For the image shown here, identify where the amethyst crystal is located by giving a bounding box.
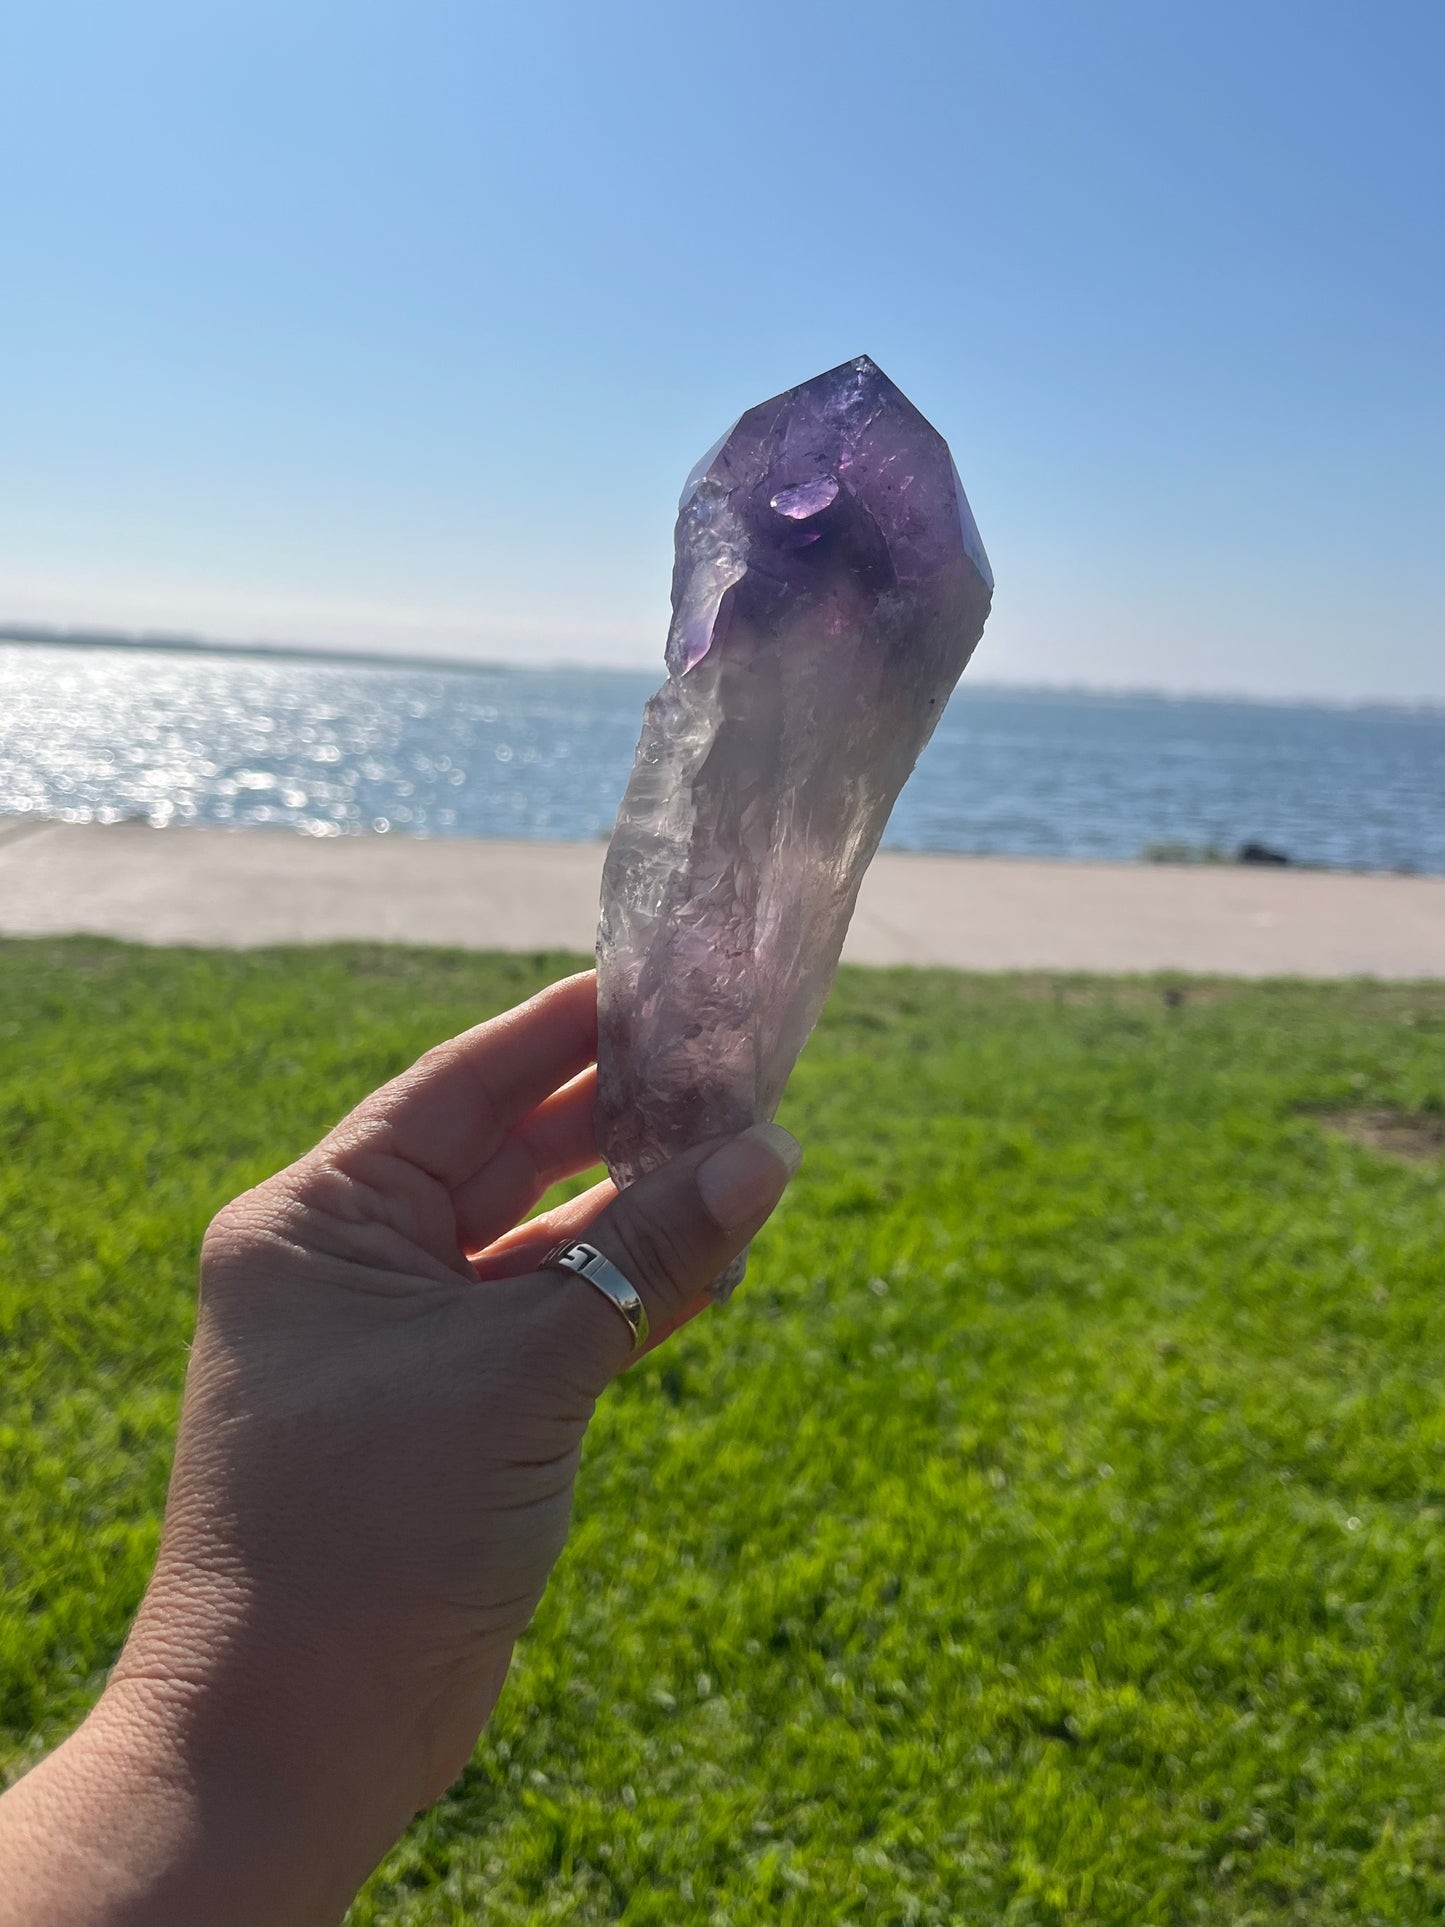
[596,356,993,1291]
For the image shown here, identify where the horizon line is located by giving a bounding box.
[2,621,1441,720]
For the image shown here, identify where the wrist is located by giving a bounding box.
[0,1669,403,1927]
[0,1570,446,1927]
[101,1582,436,1925]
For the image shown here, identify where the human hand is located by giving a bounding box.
[0,971,800,1927]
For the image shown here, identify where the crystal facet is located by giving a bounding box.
[596,356,993,1292]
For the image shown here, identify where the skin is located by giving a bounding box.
[0,971,800,1926]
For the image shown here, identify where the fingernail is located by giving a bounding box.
[697,1123,803,1232]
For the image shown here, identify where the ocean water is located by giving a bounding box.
[2,642,1442,873]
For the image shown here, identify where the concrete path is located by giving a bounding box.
[1,818,1442,977]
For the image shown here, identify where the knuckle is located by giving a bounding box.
[199,1177,294,1277]
[290,1154,369,1223]
[200,1192,257,1265]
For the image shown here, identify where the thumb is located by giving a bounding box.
[552,1122,802,1381]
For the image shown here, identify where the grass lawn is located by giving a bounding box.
[3,940,1445,1924]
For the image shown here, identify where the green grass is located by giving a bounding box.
[4,941,1445,1924]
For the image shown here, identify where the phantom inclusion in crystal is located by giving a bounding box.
[596,357,993,1290]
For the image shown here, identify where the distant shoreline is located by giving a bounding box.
[3,624,1440,720]
[0,623,519,679]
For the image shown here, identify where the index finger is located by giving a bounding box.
[326,970,599,1190]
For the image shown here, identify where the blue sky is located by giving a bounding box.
[2,0,1441,700]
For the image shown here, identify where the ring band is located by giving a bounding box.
[541,1239,650,1352]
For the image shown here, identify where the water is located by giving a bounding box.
[3,642,1442,873]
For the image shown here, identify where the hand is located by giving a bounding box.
[0,971,800,1927]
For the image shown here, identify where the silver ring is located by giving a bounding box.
[541,1239,649,1353]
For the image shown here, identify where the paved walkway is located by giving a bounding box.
[1,818,1442,977]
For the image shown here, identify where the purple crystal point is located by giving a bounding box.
[597,356,993,1293]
